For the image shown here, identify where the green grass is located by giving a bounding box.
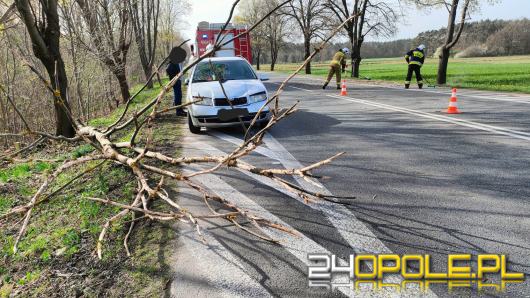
[0,79,182,297]
[89,78,171,128]
[269,55,530,93]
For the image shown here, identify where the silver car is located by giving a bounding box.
[185,57,270,133]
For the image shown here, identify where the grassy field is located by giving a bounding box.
[268,55,530,93]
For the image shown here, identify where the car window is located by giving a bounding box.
[193,60,257,82]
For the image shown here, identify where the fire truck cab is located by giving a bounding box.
[194,21,252,62]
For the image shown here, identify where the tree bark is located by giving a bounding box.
[437,0,469,85]
[15,0,75,137]
[270,41,278,71]
[304,36,311,74]
[256,49,261,70]
[115,68,131,105]
[351,42,362,78]
[437,48,450,85]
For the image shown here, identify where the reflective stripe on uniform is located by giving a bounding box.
[409,61,423,66]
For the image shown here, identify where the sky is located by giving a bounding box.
[182,0,530,42]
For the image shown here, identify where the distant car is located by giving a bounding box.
[185,57,270,133]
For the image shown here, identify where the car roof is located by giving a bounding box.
[198,57,247,62]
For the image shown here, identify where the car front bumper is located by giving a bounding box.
[188,102,270,128]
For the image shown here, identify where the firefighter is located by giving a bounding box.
[405,44,426,89]
[322,48,350,90]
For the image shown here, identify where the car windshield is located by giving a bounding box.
[192,60,257,82]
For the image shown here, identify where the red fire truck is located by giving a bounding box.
[194,21,252,63]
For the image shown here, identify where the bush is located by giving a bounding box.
[455,45,490,58]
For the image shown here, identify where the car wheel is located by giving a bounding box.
[188,113,201,134]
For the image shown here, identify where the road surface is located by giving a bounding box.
[169,73,530,297]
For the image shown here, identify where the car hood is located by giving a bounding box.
[190,80,266,99]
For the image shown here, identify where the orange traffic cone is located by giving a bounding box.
[340,80,347,96]
[446,88,461,114]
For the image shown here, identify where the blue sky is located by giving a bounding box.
[183,0,530,41]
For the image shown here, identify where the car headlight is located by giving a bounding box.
[193,96,213,106]
[248,92,267,104]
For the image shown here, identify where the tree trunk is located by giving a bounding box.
[351,43,362,78]
[437,48,450,85]
[114,68,131,104]
[352,57,361,78]
[15,0,75,137]
[270,44,277,71]
[438,0,458,85]
[304,37,311,74]
[45,59,76,137]
[256,50,261,71]
[144,64,154,89]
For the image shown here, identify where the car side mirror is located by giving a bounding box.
[259,73,269,81]
[184,78,190,85]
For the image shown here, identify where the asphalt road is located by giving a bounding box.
[169,73,530,298]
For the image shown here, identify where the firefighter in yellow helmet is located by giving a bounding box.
[322,48,350,90]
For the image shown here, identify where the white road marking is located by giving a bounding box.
[290,85,312,92]
[171,223,272,298]
[208,131,436,295]
[185,165,358,297]
[279,75,530,104]
[187,140,436,297]
[327,94,530,142]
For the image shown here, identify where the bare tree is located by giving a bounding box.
[237,0,268,70]
[158,0,189,58]
[264,0,290,71]
[284,0,328,74]
[73,0,132,104]
[127,0,160,89]
[325,0,399,78]
[14,0,75,137]
[410,0,497,84]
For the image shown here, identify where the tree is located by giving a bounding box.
[436,0,470,85]
[237,0,268,70]
[14,0,75,137]
[325,0,399,77]
[158,0,190,58]
[73,0,132,104]
[284,0,328,74]
[409,0,494,84]
[127,0,160,89]
[264,0,290,71]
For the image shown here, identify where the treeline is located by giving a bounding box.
[422,18,530,58]
[258,39,413,64]
[256,18,530,65]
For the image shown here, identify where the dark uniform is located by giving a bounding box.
[166,62,185,116]
[405,47,425,89]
